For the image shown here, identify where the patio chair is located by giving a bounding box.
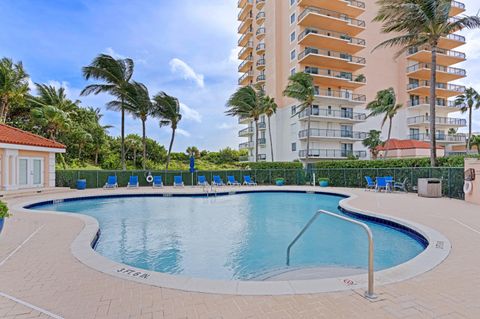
[375,177,389,192]
[173,176,184,187]
[394,178,408,192]
[127,176,139,188]
[152,176,163,188]
[104,176,118,189]
[364,176,375,191]
[243,175,257,186]
[197,175,209,186]
[227,176,241,186]
[212,175,225,186]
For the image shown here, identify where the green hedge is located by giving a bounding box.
[245,162,304,169]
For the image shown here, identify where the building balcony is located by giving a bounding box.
[238,116,251,124]
[407,81,465,98]
[256,58,266,70]
[239,155,254,162]
[256,0,265,9]
[298,28,365,54]
[258,122,266,130]
[238,127,254,137]
[258,154,267,161]
[256,26,266,40]
[407,46,466,66]
[238,71,253,86]
[238,16,253,34]
[238,30,253,47]
[238,56,253,72]
[439,33,466,50]
[256,42,266,55]
[298,7,365,36]
[407,115,467,127]
[409,133,467,144]
[298,129,367,141]
[257,138,267,146]
[407,98,465,112]
[256,74,266,84]
[239,141,254,150]
[299,107,366,122]
[299,149,367,159]
[297,0,365,17]
[298,47,365,72]
[238,41,253,60]
[313,88,366,105]
[407,63,466,82]
[305,67,366,89]
[256,11,265,25]
[450,1,466,16]
[238,0,253,9]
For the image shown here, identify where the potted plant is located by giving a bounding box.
[0,200,11,234]
[275,178,285,186]
[318,178,330,187]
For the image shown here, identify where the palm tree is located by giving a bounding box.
[152,92,182,170]
[0,58,29,122]
[81,54,134,171]
[226,86,265,162]
[363,130,383,160]
[262,96,277,161]
[283,72,315,162]
[109,82,154,170]
[455,87,480,149]
[374,0,480,166]
[366,88,402,159]
[469,135,480,154]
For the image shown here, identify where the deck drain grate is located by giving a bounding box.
[435,241,444,249]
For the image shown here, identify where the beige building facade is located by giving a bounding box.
[237,0,467,162]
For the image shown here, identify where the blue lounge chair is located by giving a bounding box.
[243,175,257,186]
[212,175,225,186]
[198,175,209,186]
[364,176,375,191]
[153,176,163,188]
[104,176,118,189]
[375,177,389,192]
[127,176,139,188]
[174,176,184,187]
[227,176,240,186]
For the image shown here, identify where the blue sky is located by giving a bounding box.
[0,0,479,152]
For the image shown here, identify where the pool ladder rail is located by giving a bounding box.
[286,210,377,300]
[202,184,217,197]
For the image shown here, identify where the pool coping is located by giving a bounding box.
[14,187,451,296]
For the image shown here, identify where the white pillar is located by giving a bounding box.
[4,149,19,190]
[48,153,56,188]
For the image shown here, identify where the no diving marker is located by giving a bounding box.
[343,279,356,286]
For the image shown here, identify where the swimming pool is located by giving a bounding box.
[32,192,427,281]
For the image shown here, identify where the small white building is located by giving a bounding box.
[0,124,66,190]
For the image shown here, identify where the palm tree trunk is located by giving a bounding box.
[133,149,137,167]
[0,96,7,123]
[468,107,473,150]
[429,46,438,167]
[306,105,312,162]
[166,128,176,170]
[121,97,126,171]
[268,115,274,161]
[95,149,99,166]
[142,119,147,170]
[254,119,259,162]
[384,117,393,159]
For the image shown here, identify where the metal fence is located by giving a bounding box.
[56,167,465,200]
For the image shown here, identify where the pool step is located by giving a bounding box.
[0,187,74,200]
[253,266,366,281]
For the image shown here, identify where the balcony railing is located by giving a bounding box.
[257,74,266,82]
[451,1,465,10]
[238,41,253,58]
[256,11,265,21]
[238,56,253,71]
[238,71,253,85]
[313,88,366,102]
[407,98,465,109]
[238,32,252,46]
[256,27,266,37]
[258,154,267,161]
[299,47,366,64]
[407,115,466,126]
[238,127,254,136]
[299,108,366,120]
[407,63,466,77]
[305,67,366,83]
[299,7,366,28]
[256,42,266,52]
[239,141,254,149]
[298,129,367,139]
[257,138,266,145]
[407,81,465,93]
[258,122,266,129]
[256,58,266,68]
[445,33,466,42]
[407,46,466,59]
[409,133,467,143]
[238,16,253,33]
[298,27,366,46]
[299,149,367,159]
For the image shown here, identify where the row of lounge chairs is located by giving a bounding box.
[364,176,408,193]
[103,175,258,189]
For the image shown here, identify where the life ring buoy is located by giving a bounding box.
[146,175,153,183]
[464,181,473,195]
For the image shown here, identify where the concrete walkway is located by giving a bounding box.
[0,187,479,318]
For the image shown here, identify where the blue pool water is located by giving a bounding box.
[33,192,426,280]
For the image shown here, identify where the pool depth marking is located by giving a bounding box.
[0,225,45,267]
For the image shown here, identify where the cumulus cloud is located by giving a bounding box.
[180,103,202,123]
[218,122,235,130]
[169,58,205,88]
[105,47,126,59]
[176,128,191,137]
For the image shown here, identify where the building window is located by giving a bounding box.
[290,13,296,24]
[290,49,296,60]
[290,68,296,76]
[290,0,296,6]
[291,143,297,152]
[290,31,296,43]
[291,105,297,115]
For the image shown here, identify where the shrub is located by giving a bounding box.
[246,162,304,170]
[0,201,10,219]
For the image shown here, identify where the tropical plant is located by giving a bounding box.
[363,130,383,160]
[70,127,93,160]
[0,58,29,123]
[152,92,182,170]
[366,88,402,159]
[262,95,277,161]
[374,0,480,166]
[226,86,265,162]
[0,200,10,219]
[125,135,143,167]
[81,54,134,170]
[470,135,480,154]
[283,72,316,161]
[186,146,200,158]
[455,87,480,149]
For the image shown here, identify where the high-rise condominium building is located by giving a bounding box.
[237,0,467,163]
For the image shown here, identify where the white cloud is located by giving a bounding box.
[218,122,235,130]
[229,47,240,64]
[180,103,202,123]
[176,128,191,137]
[104,47,127,59]
[169,58,205,88]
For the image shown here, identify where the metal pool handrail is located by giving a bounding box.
[286,209,376,299]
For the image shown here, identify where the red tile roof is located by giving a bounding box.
[377,139,444,151]
[0,124,66,149]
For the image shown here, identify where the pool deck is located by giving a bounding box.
[1,186,479,318]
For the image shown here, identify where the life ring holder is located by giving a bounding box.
[146,172,153,183]
[464,181,473,195]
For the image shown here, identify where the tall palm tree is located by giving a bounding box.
[469,135,480,154]
[455,87,480,149]
[109,82,154,170]
[152,92,182,170]
[366,88,402,159]
[226,86,265,162]
[363,130,383,160]
[283,72,315,162]
[81,54,134,171]
[374,0,480,166]
[0,58,29,123]
[262,96,277,162]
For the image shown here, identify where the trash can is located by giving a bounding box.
[76,179,87,190]
[417,178,442,198]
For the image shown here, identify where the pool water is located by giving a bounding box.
[34,192,426,280]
